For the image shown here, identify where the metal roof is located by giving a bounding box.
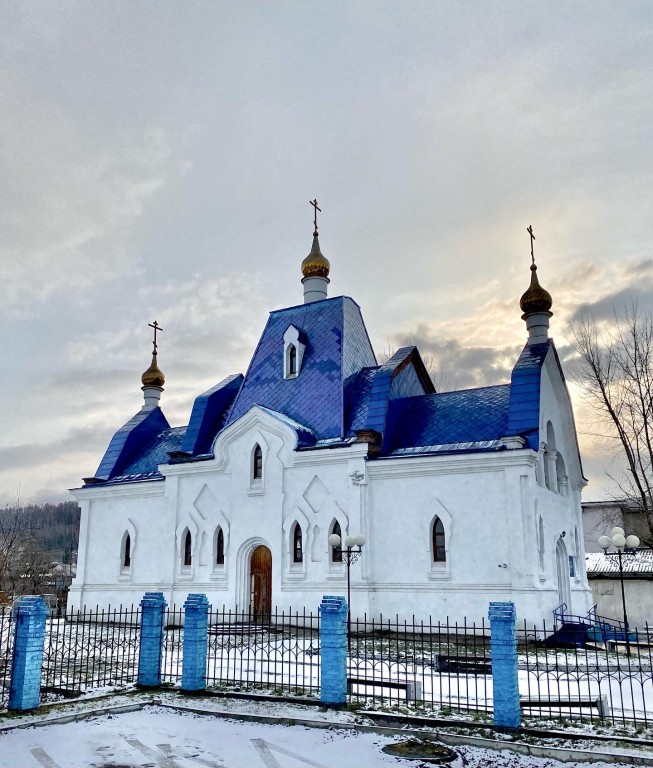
[585,550,653,575]
[382,384,511,455]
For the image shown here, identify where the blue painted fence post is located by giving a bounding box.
[181,593,209,692]
[8,596,49,711]
[138,592,167,688]
[319,595,348,706]
[489,601,521,729]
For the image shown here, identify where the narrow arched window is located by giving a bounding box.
[432,517,446,563]
[184,530,192,566]
[123,533,131,568]
[216,528,225,565]
[293,523,303,563]
[331,520,342,563]
[288,344,297,376]
[253,444,263,480]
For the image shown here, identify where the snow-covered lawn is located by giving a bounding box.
[0,704,646,768]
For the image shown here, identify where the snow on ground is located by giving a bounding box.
[0,705,644,768]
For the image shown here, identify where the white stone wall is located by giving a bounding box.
[589,577,653,629]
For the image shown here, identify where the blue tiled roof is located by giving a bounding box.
[226,296,377,439]
[106,426,186,484]
[94,407,170,481]
[382,384,511,454]
[506,340,550,451]
[181,374,243,456]
[257,407,317,448]
[345,347,434,437]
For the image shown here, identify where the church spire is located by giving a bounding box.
[301,199,330,303]
[519,226,553,345]
[141,320,165,410]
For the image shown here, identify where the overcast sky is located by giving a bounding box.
[1,1,652,506]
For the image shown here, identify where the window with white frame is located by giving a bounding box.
[252,443,263,481]
[292,522,303,563]
[431,516,446,563]
[121,531,131,571]
[183,529,192,567]
[216,527,225,566]
[330,520,342,563]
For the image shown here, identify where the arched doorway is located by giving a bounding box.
[555,537,571,611]
[250,545,272,619]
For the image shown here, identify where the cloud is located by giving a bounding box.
[0,73,179,316]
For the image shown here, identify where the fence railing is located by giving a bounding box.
[5,596,653,729]
[41,604,141,698]
[0,607,14,709]
[204,607,320,697]
[348,615,492,716]
[519,620,653,726]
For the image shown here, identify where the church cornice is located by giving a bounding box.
[366,449,538,479]
[71,482,165,501]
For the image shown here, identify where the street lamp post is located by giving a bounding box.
[328,532,366,650]
[598,527,640,657]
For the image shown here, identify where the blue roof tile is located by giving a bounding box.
[226,296,376,439]
[345,347,433,436]
[94,407,170,481]
[115,426,186,480]
[181,374,243,456]
[506,340,550,450]
[382,384,511,454]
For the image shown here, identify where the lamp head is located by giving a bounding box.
[598,535,611,551]
[611,533,626,549]
[626,534,640,549]
[328,533,341,548]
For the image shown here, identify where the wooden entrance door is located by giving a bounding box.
[250,545,272,619]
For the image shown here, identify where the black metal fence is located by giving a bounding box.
[41,604,141,699]
[0,607,14,708]
[4,600,653,728]
[519,620,653,726]
[347,615,493,716]
[162,606,184,684]
[204,607,320,697]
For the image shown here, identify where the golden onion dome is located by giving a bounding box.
[301,234,330,279]
[141,353,165,388]
[520,264,552,316]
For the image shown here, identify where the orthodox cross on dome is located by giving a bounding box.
[527,225,536,265]
[148,320,163,354]
[309,198,321,236]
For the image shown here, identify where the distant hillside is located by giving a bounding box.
[0,501,80,561]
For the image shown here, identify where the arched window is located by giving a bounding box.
[216,528,225,566]
[288,344,297,376]
[183,530,192,566]
[253,444,263,480]
[293,522,303,563]
[123,533,131,568]
[330,520,342,563]
[432,517,446,562]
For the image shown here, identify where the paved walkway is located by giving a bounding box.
[0,706,643,768]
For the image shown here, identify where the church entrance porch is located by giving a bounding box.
[250,545,272,619]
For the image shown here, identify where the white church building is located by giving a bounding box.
[69,224,591,623]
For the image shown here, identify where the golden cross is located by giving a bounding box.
[148,320,163,354]
[527,225,536,265]
[309,198,321,235]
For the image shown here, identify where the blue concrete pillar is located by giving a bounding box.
[138,592,167,688]
[489,601,521,729]
[319,595,348,706]
[9,596,49,711]
[181,593,210,692]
